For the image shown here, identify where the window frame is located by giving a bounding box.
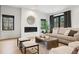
[2,14,14,31]
[54,15,64,28]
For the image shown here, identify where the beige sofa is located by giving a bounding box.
[47,28,79,44]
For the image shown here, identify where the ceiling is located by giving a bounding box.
[10,5,75,14]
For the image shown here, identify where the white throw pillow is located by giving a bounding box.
[53,28,59,34]
[64,30,70,36]
[58,28,67,35]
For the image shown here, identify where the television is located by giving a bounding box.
[24,27,37,32]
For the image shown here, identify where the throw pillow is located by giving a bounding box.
[53,28,59,34]
[64,30,70,36]
[58,28,67,35]
[68,30,78,37]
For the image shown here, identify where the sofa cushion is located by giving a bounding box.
[58,28,67,35]
[68,30,78,37]
[50,33,76,41]
[59,39,71,44]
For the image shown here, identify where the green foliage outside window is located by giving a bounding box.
[41,19,48,33]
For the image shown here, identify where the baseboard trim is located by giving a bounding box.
[0,37,20,41]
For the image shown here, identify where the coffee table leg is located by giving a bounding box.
[24,47,26,54]
[37,45,39,54]
[17,38,18,47]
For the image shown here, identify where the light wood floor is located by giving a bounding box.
[0,39,66,54]
[0,39,21,54]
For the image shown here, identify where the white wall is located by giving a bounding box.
[0,6,1,36]
[71,7,79,28]
[0,6,49,39]
[21,8,49,37]
[2,5,79,39]
[0,6,21,39]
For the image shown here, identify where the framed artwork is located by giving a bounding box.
[2,15,14,31]
[27,16,35,25]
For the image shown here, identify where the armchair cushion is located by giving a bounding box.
[68,41,79,48]
[49,46,74,54]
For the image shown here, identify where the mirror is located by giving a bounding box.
[27,16,35,25]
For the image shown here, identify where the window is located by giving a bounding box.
[41,19,48,33]
[54,15,64,28]
[60,16,64,27]
[54,17,59,27]
[41,19,46,29]
[2,15,14,30]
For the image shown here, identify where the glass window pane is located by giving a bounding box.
[54,18,56,27]
[60,16,64,27]
[56,17,59,27]
[2,15,14,30]
[54,17,59,27]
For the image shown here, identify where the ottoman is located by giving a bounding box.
[22,41,39,54]
[49,46,74,54]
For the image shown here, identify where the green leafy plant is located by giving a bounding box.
[44,21,48,33]
[41,19,48,33]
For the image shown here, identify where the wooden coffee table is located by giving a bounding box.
[35,37,58,49]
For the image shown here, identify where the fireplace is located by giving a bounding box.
[24,27,37,32]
